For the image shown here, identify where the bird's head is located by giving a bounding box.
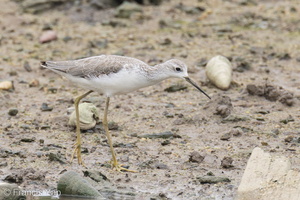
[163,59,211,99]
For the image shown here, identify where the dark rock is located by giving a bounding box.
[40,124,51,130]
[8,108,18,116]
[278,91,294,106]
[164,84,187,93]
[23,61,32,72]
[47,87,58,93]
[21,0,66,14]
[284,136,294,143]
[4,173,23,183]
[57,171,102,198]
[280,115,294,124]
[41,103,53,111]
[48,152,67,164]
[161,140,171,146]
[189,151,204,163]
[235,58,251,72]
[246,84,265,96]
[194,176,231,184]
[246,84,294,106]
[221,114,250,123]
[83,170,109,182]
[20,137,35,143]
[159,38,172,45]
[108,121,119,130]
[9,71,17,76]
[220,132,231,141]
[277,53,291,60]
[163,111,174,118]
[221,157,234,168]
[138,131,175,139]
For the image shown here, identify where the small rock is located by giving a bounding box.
[47,87,58,93]
[108,121,119,130]
[222,114,250,123]
[221,157,234,168]
[280,115,294,124]
[220,132,231,141]
[159,19,182,29]
[83,170,109,182]
[8,108,18,116]
[231,128,243,137]
[39,30,57,43]
[163,111,174,118]
[22,0,66,13]
[57,171,102,197]
[284,136,294,143]
[115,1,143,19]
[0,162,8,167]
[48,152,67,164]
[89,39,108,49]
[20,137,35,143]
[161,140,171,146]
[4,173,23,183]
[40,124,51,130]
[194,176,231,184]
[159,38,172,45]
[0,81,14,91]
[235,59,251,72]
[23,61,32,72]
[41,103,53,111]
[9,71,17,76]
[155,163,169,169]
[189,151,205,163]
[138,131,175,139]
[246,84,265,96]
[29,79,40,87]
[164,84,187,92]
[175,3,206,15]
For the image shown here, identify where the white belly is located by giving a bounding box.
[66,68,154,97]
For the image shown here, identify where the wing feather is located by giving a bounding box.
[42,55,148,78]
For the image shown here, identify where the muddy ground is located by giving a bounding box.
[0,0,300,199]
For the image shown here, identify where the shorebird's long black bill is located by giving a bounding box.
[185,77,211,99]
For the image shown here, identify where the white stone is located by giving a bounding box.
[237,147,300,200]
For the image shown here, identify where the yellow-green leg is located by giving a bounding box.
[103,97,136,172]
[70,90,93,165]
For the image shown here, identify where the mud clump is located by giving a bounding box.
[246,84,294,106]
[204,94,233,118]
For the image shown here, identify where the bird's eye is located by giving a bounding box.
[175,67,182,72]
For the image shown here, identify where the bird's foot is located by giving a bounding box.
[110,160,136,173]
[70,141,86,167]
